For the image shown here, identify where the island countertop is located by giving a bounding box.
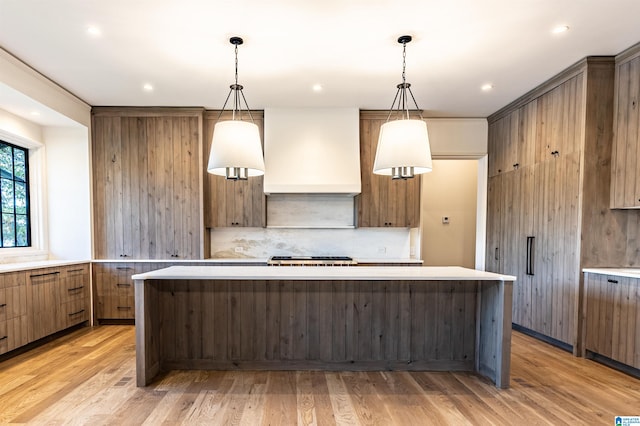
[132,265,516,282]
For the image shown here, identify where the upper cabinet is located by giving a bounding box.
[92,108,203,260]
[202,111,266,228]
[356,111,420,228]
[611,45,640,209]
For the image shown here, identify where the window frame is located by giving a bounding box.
[1,139,31,248]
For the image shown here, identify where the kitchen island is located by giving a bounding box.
[133,266,515,388]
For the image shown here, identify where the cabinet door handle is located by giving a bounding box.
[67,286,84,292]
[68,309,85,316]
[526,236,535,276]
[66,268,85,273]
[0,336,7,341]
[30,271,60,278]
[607,279,619,284]
[117,306,132,310]
[0,303,6,308]
[116,283,131,288]
[495,247,499,261]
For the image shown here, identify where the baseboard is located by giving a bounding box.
[512,323,573,353]
[586,351,640,379]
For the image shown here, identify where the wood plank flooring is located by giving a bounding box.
[0,325,638,425]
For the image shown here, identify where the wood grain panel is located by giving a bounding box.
[357,111,421,228]
[135,277,511,388]
[91,108,203,260]
[202,110,266,229]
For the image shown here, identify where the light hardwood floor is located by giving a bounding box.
[0,325,638,425]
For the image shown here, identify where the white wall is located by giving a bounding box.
[44,127,91,260]
[420,160,478,268]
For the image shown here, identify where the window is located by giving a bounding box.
[0,140,30,247]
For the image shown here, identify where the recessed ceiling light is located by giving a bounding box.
[87,25,101,37]
[552,25,570,34]
[143,83,154,92]
[30,111,40,116]
[481,83,494,92]
[312,84,323,92]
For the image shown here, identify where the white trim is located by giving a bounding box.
[475,155,488,270]
[0,129,48,262]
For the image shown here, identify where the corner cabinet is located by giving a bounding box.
[91,108,203,260]
[356,111,420,228]
[611,44,640,209]
[486,58,623,351]
[202,111,266,228]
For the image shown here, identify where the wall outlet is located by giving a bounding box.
[442,216,450,224]
[234,246,244,253]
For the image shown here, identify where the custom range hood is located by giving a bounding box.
[263,108,361,195]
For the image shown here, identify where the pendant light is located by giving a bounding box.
[207,36,265,180]
[373,35,432,180]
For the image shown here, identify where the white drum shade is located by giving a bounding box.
[207,120,265,177]
[373,119,433,175]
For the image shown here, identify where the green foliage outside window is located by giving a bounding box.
[0,140,30,248]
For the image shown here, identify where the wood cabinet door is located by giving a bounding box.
[92,109,203,259]
[27,268,61,341]
[357,112,421,228]
[535,74,584,163]
[611,55,640,208]
[203,111,266,228]
[92,115,127,259]
[485,174,505,274]
[610,276,640,368]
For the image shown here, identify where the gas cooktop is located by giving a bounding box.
[267,256,357,266]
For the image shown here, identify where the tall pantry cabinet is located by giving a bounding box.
[486,57,628,352]
[91,108,203,260]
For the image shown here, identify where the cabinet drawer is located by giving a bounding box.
[61,264,90,303]
[63,298,90,327]
[0,316,28,355]
[0,320,6,354]
[0,282,28,322]
[0,271,26,290]
[97,295,135,319]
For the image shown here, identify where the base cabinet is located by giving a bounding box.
[0,272,28,355]
[1,264,89,357]
[585,272,640,369]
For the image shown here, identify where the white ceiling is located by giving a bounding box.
[2,0,640,127]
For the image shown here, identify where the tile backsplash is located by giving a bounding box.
[209,227,416,259]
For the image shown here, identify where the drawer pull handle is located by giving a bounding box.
[116,267,133,271]
[0,303,6,308]
[30,271,60,278]
[67,268,85,273]
[117,306,132,310]
[0,336,7,341]
[67,286,84,292]
[117,283,131,288]
[68,309,85,316]
[607,279,619,284]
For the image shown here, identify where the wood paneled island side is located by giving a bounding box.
[133,266,515,388]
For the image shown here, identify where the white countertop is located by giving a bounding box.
[132,265,515,281]
[0,260,89,273]
[92,258,269,264]
[582,268,640,279]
